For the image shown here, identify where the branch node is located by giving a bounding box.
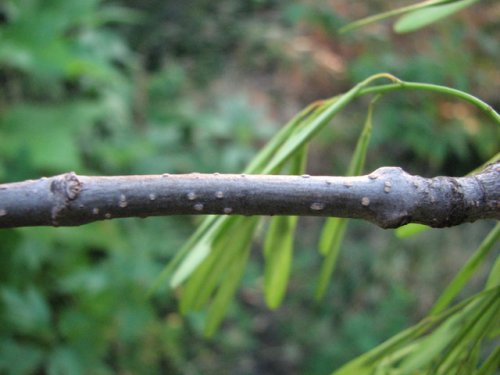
[49,172,83,226]
[378,211,411,229]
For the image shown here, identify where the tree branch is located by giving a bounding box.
[0,163,498,229]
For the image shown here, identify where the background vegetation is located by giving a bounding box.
[0,1,498,374]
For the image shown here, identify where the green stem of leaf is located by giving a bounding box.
[357,82,500,125]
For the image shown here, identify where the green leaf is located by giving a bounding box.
[315,219,348,299]
[332,287,499,374]
[340,0,451,33]
[344,96,377,178]
[244,100,329,173]
[485,255,500,290]
[434,293,499,373]
[203,253,248,337]
[263,146,307,309]
[169,214,245,288]
[400,289,498,374]
[151,216,221,291]
[170,236,213,288]
[430,223,500,315]
[394,0,478,33]
[399,318,457,373]
[154,73,397,295]
[263,216,297,309]
[203,218,258,336]
[477,347,500,375]
[315,96,376,299]
[156,100,326,291]
[179,217,255,313]
[262,76,381,174]
[332,319,429,374]
[395,223,430,238]
[179,241,228,314]
[169,73,393,327]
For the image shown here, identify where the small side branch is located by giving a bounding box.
[0,163,498,229]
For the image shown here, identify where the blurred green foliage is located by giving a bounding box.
[0,0,498,374]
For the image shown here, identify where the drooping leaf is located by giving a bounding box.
[164,75,393,331]
[170,234,213,288]
[244,100,329,173]
[430,223,500,315]
[315,95,376,299]
[203,255,248,337]
[332,287,500,374]
[485,254,500,290]
[179,233,234,314]
[315,220,348,300]
[400,290,498,373]
[395,223,430,238]
[339,0,452,33]
[262,76,390,174]
[151,216,220,291]
[477,347,500,375]
[263,216,297,309]
[179,217,255,313]
[203,218,258,336]
[155,100,327,291]
[435,294,499,374]
[159,74,396,295]
[263,147,307,309]
[394,0,478,33]
[332,312,435,374]
[171,215,248,288]
[174,75,396,320]
[345,96,377,177]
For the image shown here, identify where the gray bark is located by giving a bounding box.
[0,163,498,229]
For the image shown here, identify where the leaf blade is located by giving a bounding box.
[430,223,500,315]
[263,216,298,309]
[340,0,451,33]
[316,96,376,299]
[395,223,430,238]
[394,0,478,33]
[203,218,259,336]
[263,146,307,309]
[180,217,255,313]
